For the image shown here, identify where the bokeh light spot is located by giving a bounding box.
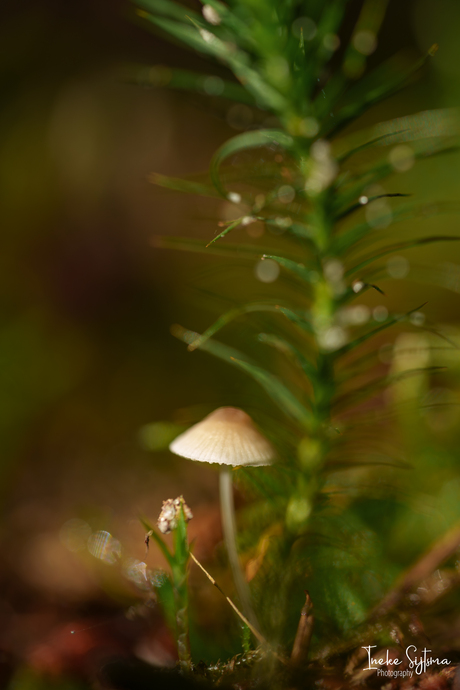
[353,30,377,55]
[291,17,317,41]
[60,518,92,553]
[88,531,122,564]
[255,258,279,283]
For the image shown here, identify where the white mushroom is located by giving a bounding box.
[169,407,275,628]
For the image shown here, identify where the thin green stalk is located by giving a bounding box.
[143,504,192,670]
[172,503,192,670]
[173,571,191,670]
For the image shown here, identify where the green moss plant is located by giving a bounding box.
[142,496,192,670]
[134,0,460,669]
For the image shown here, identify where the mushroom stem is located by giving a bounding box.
[219,467,259,631]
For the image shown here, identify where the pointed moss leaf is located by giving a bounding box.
[301,0,348,99]
[210,130,294,197]
[335,366,445,413]
[187,302,289,351]
[187,302,312,351]
[346,235,460,277]
[334,139,460,214]
[276,306,313,334]
[286,223,316,242]
[198,0,228,17]
[402,264,460,297]
[318,0,349,38]
[138,12,227,58]
[299,27,305,56]
[226,65,289,114]
[336,132,405,164]
[229,357,311,426]
[355,263,460,306]
[153,235,289,261]
[334,302,428,358]
[123,63,256,104]
[139,11,289,113]
[238,467,283,503]
[326,456,413,471]
[133,61,257,105]
[171,324,254,364]
[372,106,460,146]
[315,5,393,122]
[325,46,439,139]
[150,164,290,199]
[171,325,311,424]
[207,217,244,246]
[137,0,201,23]
[262,255,316,283]
[336,107,460,162]
[338,281,385,307]
[337,193,411,222]
[333,200,460,255]
[150,172,221,198]
[368,283,385,295]
[198,0,252,40]
[258,333,316,381]
[262,218,316,244]
[420,326,459,350]
[331,222,379,257]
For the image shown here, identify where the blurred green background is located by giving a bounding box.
[1,0,460,685]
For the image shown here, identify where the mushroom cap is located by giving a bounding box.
[169,407,275,466]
